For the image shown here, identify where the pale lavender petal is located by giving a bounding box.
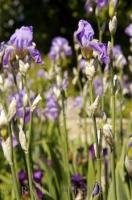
[9,26,33,49]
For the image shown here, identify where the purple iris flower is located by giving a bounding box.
[71,174,87,197]
[97,0,108,8]
[44,91,60,121]
[93,76,103,96]
[18,170,27,185]
[125,24,132,37]
[89,144,96,159]
[74,20,109,64]
[74,20,94,47]
[48,36,72,62]
[3,26,42,67]
[10,90,35,123]
[33,169,43,183]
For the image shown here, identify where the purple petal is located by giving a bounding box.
[9,26,33,49]
[3,45,15,66]
[90,41,109,64]
[28,46,42,63]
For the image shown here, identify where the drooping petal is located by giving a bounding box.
[90,41,109,64]
[3,45,15,67]
[28,46,42,63]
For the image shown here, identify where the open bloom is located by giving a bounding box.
[2,26,42,67]
[44,89,60,121]
[48,36,72,62]
[71,174,87,198]
[74,20,109,64]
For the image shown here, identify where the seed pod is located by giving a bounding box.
[87,96,100,116]
[31,94,42,111]
[1,137,12,164]
[0,110,8,128]
[103,124,114,147]
[8,98,17,121]
[19,125,28,152]
[109,16,117,35]
[19,60,30,75]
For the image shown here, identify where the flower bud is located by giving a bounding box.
[125,156,132,177]
[1,137,12,164]
[125,137,132,177]
[0,110,8,128]
[8,98,17,121]
[31,94,42,111]
[92,182,102,199]
[23,93,28,107]
[109,16,117,35]
[19,60,30,76]
[56,74,62,87]
[87,96,100,116]
[103,124,114,147]
[19,125,28,152]
[109,0,118,17]
[85,60,96,80]
[53,86,60,99]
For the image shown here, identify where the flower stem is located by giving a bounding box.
[8,123,20,200]
[24,76,35,199]
[25,152,34,200]
[10,163,21,200]
[61,93,71,199]
[110,34,117,200]
[89,80,101,184]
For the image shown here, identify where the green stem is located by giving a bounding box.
[23,76,35,199]
[10,163,20,200]
[130,179,132,200]
[110,34,117,200]
[8,123,20,200]
[89,80,101,184]
[61,94,71,199]
[25,152,34,200]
